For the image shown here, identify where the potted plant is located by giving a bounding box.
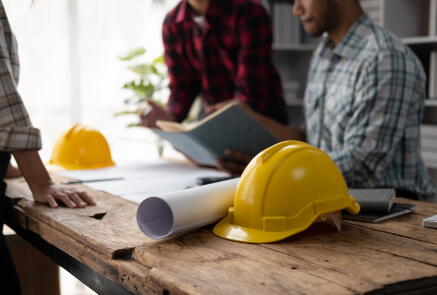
[116,47,168,121]
[116,47,168,156]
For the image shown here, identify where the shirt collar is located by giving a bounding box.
[315,13,371,59]
[176,0,191,23]
[176,0,222,23]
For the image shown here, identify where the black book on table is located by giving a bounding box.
[348,188,396,213]
[343,188,415,223]
[343,203,416,223]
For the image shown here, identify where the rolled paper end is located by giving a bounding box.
[136,178,239,240]
[137,197,174,239]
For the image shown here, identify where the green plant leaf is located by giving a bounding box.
[123,96,142,105]
[127,122,144,128]
[119,47,146,61]
[114,110,139,117]
[123,80,156,100]
[153,54,165,64]
[128,64,156,76]
[118,48,168,128]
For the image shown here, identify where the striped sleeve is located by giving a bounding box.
[0,3,41,151]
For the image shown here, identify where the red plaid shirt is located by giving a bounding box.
[163,0,284,122]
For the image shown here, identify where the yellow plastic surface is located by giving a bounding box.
[213,141,360,243]
[48,123,115,170]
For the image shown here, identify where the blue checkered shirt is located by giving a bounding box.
[304,14,437,198]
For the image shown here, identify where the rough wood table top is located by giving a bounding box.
[5,175,437,294]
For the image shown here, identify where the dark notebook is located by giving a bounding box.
[343,203,416,223]
[152,102,280,167]
[348,188,396,213]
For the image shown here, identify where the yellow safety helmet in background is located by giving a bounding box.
[213,141,360,243]
[48,123,115,170]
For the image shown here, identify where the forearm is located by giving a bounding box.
[326,143,395,188]
[12,149,95,208]
[12,150,52,192]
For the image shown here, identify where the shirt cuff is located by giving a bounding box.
[0,126,42,151]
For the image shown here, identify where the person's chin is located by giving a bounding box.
[301,23,323,38]
[304,27,324,37]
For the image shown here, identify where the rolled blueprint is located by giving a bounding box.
[136,178,239,239]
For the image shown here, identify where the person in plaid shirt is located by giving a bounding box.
[0,2,96,293]
[139,0,288,129]
[218,0,437,199]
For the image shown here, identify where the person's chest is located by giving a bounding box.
[304,55,362,147]
[175,18,240,68]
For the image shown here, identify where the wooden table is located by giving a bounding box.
[5,175,437,295]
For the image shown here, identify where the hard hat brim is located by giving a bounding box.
[213,214,307,243]
[48,161,115,171]
[213,198,360,244]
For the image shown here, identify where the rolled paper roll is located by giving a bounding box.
[137,178,239,239]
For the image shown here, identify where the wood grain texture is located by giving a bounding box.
[344,197,437,245]
[5,176,437,294]
[134,226,379,294]
[6,175,151,258]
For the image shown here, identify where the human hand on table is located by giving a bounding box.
[31,181,96,209]
[216,149,253,176]
[12,150,96,209]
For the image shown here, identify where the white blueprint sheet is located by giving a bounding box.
[56,159,230,203]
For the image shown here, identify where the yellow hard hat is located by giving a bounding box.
[48,123,115,170]
[213,141,360,243]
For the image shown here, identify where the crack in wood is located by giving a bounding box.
[90,212,107,220]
